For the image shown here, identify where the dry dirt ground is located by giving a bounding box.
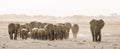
[0,16,120,49]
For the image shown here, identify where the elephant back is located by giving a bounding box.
[39,23,47,28]
[30,21,39,28]
[90,19,98,26]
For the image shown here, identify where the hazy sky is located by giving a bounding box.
[0,0,120,17]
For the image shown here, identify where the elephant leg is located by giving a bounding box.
[67,32,69,39]
[49,31,54,40]
[92,33,94,42]
[14,32,18,40]
[30,33,33,39]
[94,32,98,42]
[56,33,59,40]
[47,33,51,40]
[63,32,66,39]
[73,33,77,39]
[66,30,70,39]
[45,35,47,40]
[42,33,44,40]
[90,27,95,42]
[95,35,97,42]
[36,33,38,40]
[25,33,28,40]
[39,33,41,40]
[61,32,64,40]
[35,32,37,39]
[20,32,22,38]
[31,33,34,39]
[98,34,101,42]
[23,34,25,39]
[65,32,68,39]
[96,31,100,42]
[21,33,24,39]
[37,33,40,40]
[75,33,77,39]
[59,31,62,40]
[98,31,101,42]
[32,32,35,39]
[42,34,44,40]
[51,33,54,40]
[91,31,95,42]
[14,30,18,40]
[65,32,67,39]
[55,33,58,40]
[9,32,13,40]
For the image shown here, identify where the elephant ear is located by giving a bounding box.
[90,19,94,25]
[99,19,105,29]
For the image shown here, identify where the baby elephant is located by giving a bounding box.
[21,28,28,39]
[90,19,105,42]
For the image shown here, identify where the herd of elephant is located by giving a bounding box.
[8,21,79,41]
[8,19,105,42]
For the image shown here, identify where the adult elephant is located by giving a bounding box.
[64,22,72,39]
[8,23,20,40]
[90,19,105,42]
[56,23,63,40]
[44,23,54,40]
[53,25,57,40]
[61,24,67,39]
[71,24,79,39]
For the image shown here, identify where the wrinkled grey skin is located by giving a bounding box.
[8,23,20,40]
[90,19,105,42]
[72,24,79,39]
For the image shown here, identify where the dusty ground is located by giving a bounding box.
[0,15,120,49]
